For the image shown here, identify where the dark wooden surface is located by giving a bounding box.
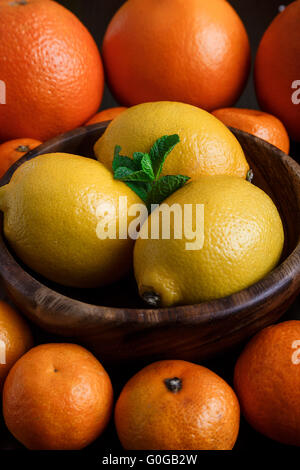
[0,0,299,452]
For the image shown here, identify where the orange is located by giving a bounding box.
[3,343,113,450]
[0,138,42,178]
[255,1,300,141]
[234,321,300,446]
[0,301,33,391]
[85,107,127,125]
[102,0,250,110]
[212,108,290,154]
[0,0,104,141]
[115,360,240,450]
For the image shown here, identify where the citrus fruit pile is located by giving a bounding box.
[0,0,298,452]
[1,303,300,450]
[0,100,284,305]
[0,0,299,179]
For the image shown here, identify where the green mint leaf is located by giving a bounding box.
[125,182,149,203]
[115,168,153,183]
[141,154,155,180]
[146,175,190,208]
[112,145,137,172]
[133,152,145,167]
[114,166,134,179]
[149,134,180,178]
[112,135,190,204]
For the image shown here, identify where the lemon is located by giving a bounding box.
[94,101,249,180]
[134,175,284,306]
[0,153,141,288]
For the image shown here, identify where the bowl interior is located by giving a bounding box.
[0,122,299,309]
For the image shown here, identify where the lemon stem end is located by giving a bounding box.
[142,291,161,307]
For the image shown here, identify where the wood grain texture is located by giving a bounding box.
[0,123,299,365]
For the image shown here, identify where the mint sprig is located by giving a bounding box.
[146,175,190,207]
[149,134,181,177]
[113,135,190,210]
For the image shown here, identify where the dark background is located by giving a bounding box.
[0,0,299,454]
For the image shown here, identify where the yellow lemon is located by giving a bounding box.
[0,153,141,288]
[134,175,284,306]
[94,101,249,180]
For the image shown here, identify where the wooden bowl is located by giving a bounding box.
[0,122,299,365]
